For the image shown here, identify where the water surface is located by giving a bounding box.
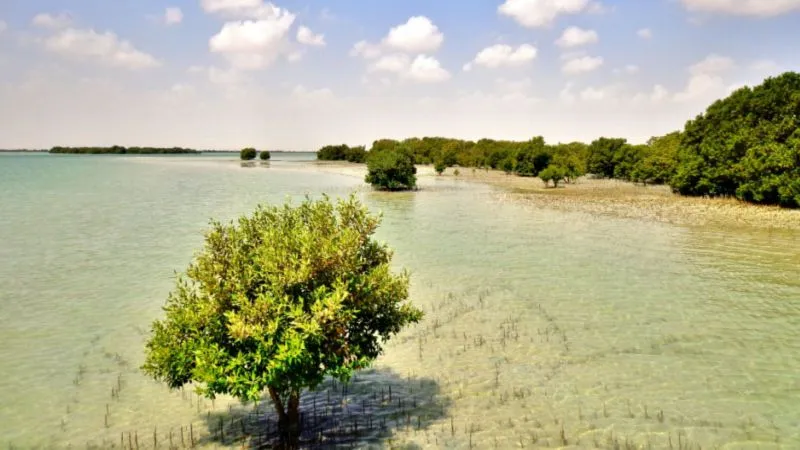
[0,153,798,449]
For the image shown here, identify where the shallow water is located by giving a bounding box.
[0,153,798,449]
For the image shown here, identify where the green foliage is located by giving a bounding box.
[370,139,403,154]
[672,72,800,207]
[551,142,588,182]
[631,132,681,184]
[612,144,649,181]
[365,145,417,191]
[588,137,629,178]
[538,165,568,188]
[499,156,516,174]
[514,136,551,177]
[240,148,257,160]
[49,146,199,154]
[434,159,447,175]
[142,195,422,434]
[316,144,367,163]
[260,150,271,161]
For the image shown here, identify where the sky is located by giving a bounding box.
[0,0,799,150]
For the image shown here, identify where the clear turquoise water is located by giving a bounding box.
[1,153,798,449]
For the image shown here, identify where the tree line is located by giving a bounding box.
[317,71,800,207]
[49,146,200,154]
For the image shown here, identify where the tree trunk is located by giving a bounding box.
[269,387,301,448]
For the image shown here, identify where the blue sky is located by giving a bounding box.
[1,0,799,150]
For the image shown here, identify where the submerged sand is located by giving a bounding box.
[310,161,800,232]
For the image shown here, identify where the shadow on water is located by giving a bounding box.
[198,368,450,449]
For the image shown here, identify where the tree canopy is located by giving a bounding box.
[365,144,418,191]
[260,150,271,161]
[142,195,422,440]
[316,144,367,163]
[671,72,800,207]
[240,147,257,160]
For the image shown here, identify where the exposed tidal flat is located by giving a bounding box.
[1,153,799,449]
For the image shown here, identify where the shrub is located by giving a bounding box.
[434,159,447,175]
[259,150,271,161]
[539,165,567,188]
[141,195,422,443]
[587,137,628,178]
[365,147,417,191]
[240,147,257,160]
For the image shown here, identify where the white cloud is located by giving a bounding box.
[406,55,450,83]
[369,54,410,73]
[672,54,734,102]
[44,28,160,69]
[350,40,382,59]
[382,16,443,53]
[367,53,450,83]
[0,21,6,33]
[561,55,604,74]
[351,16,447,82]
[297,26,325,46]
[689,54,735,75]
[32,12,74,29]
[208,7,296,70]
[637,28,652,39]
[680,0,800,17]
[463,44,537,71]
[498,0,593,27]
[674,73,725,102]
[164,7,183,25]
[201,0,283,19]
[555,26,598,48]
[350,16,443,63]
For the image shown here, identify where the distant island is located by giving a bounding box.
[49,146,200,154]
[0,149,48,152]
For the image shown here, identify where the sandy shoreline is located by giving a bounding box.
[311,161,800,232]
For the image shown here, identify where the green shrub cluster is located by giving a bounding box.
[240,147,257,160]
[316,144,367,163]
[364,143,417,191]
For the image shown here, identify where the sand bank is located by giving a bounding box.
[311,161,800,232]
